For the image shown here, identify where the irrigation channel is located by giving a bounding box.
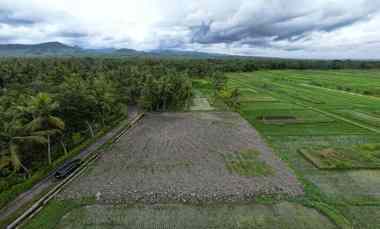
[3,108,144,229]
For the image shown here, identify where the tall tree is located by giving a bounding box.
[24,93,65,165]
[0,112,46,175]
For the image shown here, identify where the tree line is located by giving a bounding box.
[0,58,194,190]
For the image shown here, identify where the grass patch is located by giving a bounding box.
[339,205,380,229]
[223,149,274,177]
[307,201,352,229]
[24,197,96,229]
[299,145,380,169]
[28,202,336,229]
[24,200,80,229]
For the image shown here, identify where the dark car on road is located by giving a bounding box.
[54,159,82,179]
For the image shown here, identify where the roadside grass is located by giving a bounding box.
[223,149,274,177]
[299,145,380,170]
[24,197,96,229]
[24,200,80,229]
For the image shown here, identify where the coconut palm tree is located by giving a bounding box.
[24,93,65,165]
[0,116,46,176]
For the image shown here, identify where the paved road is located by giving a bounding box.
[0,106,140,223]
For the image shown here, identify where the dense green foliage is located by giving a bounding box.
[0,58,194,208]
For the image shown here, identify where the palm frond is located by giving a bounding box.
[47,116,65,130]
[13,135,48,145]
[24,117,45,132]
[0,155,11,169]
[31,129,62,137]
[9,144,21,171]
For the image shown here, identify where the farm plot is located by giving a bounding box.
[336,109,380,127]
[58,112,303,204]
[241,107,368,136]
[46,202,336,229]
[227,71,380,228]
[269,135,380,201]
[306,170,380,200]
[299,144,380,169]
[339,205,380,229]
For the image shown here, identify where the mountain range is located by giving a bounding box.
[0,42,235,59]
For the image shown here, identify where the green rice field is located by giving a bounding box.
[227,70,380,228]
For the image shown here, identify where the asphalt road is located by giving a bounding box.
[0,106,139,223]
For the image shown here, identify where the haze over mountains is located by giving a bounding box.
[0,42,232,59]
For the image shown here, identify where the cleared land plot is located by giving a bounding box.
[49,202,336,229]
[299,144,380,169]
[59,112,303,204]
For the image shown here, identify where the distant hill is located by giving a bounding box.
[0,42,237,59]
[0,42,82,57]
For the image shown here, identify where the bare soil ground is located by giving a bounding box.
[59,112,303,204]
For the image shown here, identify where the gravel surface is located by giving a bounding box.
[59,112,303,204]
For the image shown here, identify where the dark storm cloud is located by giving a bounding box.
[189,3,378,49]
[1,0,380,58]
[57,31,88,38]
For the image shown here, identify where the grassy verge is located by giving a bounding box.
[24,197,96,229]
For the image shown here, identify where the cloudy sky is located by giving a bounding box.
[1,0,380,59]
